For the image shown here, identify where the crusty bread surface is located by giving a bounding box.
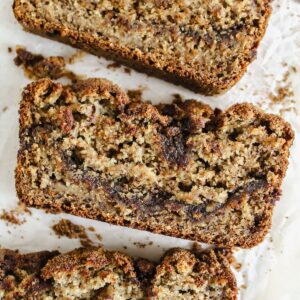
[0,247,236,299]
[13,0,272,94]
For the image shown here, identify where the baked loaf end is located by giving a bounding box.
[13,0,271,95]
[16,78,294,248]
[0,247,236,299]
[150,248,236,299]
[0,247,150,299]
[0,249,58,299]
[41,247,145,299]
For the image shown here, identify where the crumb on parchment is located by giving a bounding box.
[0,203,31,225]
[52,219,94,247]
[14,46,85,82]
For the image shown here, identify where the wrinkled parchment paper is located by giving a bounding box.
[0,1,299,299]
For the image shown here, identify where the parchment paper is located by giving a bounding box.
[0,1,299,299]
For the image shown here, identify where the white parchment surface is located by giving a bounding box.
[0,1,299,299]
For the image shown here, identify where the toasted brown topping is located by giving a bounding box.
[16,78,294,248]
[0,247,236,299]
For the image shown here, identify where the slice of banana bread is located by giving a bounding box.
[150,248,236,299]
[0,247,236,299]
[13,0,271,95]
[16,78,294,248]
[0,249,58,299]
[41,247,146,299]
[0,247,148,299]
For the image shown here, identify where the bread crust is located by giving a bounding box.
[16,78,294,248]
[13,0,272,95]
[0,247,237,299]
[0,249,58,299]
[150,248,236,299]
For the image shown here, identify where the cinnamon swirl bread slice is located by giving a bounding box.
[16,78,294,248]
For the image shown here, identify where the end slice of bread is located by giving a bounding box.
[41,247,145,299]
[0,247,236,299]
[150,248,236,299]
[13,0,271,95]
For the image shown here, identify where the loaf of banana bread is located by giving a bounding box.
[16,78,294,248]
[13,0,272,95]
[0,247,236,299]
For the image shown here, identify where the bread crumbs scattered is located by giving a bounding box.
[2,106,8,112]
[123,246,127,250]
[95,233,103,241]
[7,47,12,53]
[52,219,94,247]
[192,242,203,253]
[269,86,294,103]
[87,226,95,232]
[241,284,247,289]
[0,204,31,225]
[172,93,184,103]
[67,50,86,64]
[233,262,242,271]
[107,62,132,74]
[124,67,131,74]
[127,89,143,102]
[19,202,32,215]
[107,62,121,69]
[14,46,85,82]
[1,210,23,225]
[257,65,298,116]
[133,242,147,249]
[80,237,94,248]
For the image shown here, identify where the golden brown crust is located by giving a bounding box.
[13,0,272,95]
[41,247,135,279]
[0,249,58,299]
[16,78,294,248]
[150,248,236,299]
[0,247,236,299]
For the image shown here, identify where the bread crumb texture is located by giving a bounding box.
[16,78,294,248]
[52,219,94,247]
[0,204,31,226]
[0,247,236,299]
[13,0,272,94]
[14,47,83,82]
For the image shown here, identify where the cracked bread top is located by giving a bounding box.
[16,78,294,247]
[150,248,236,299]
[13,0,271,94]
[0,249,58,299]
[0,247,236,299]
[41,247,145,299]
